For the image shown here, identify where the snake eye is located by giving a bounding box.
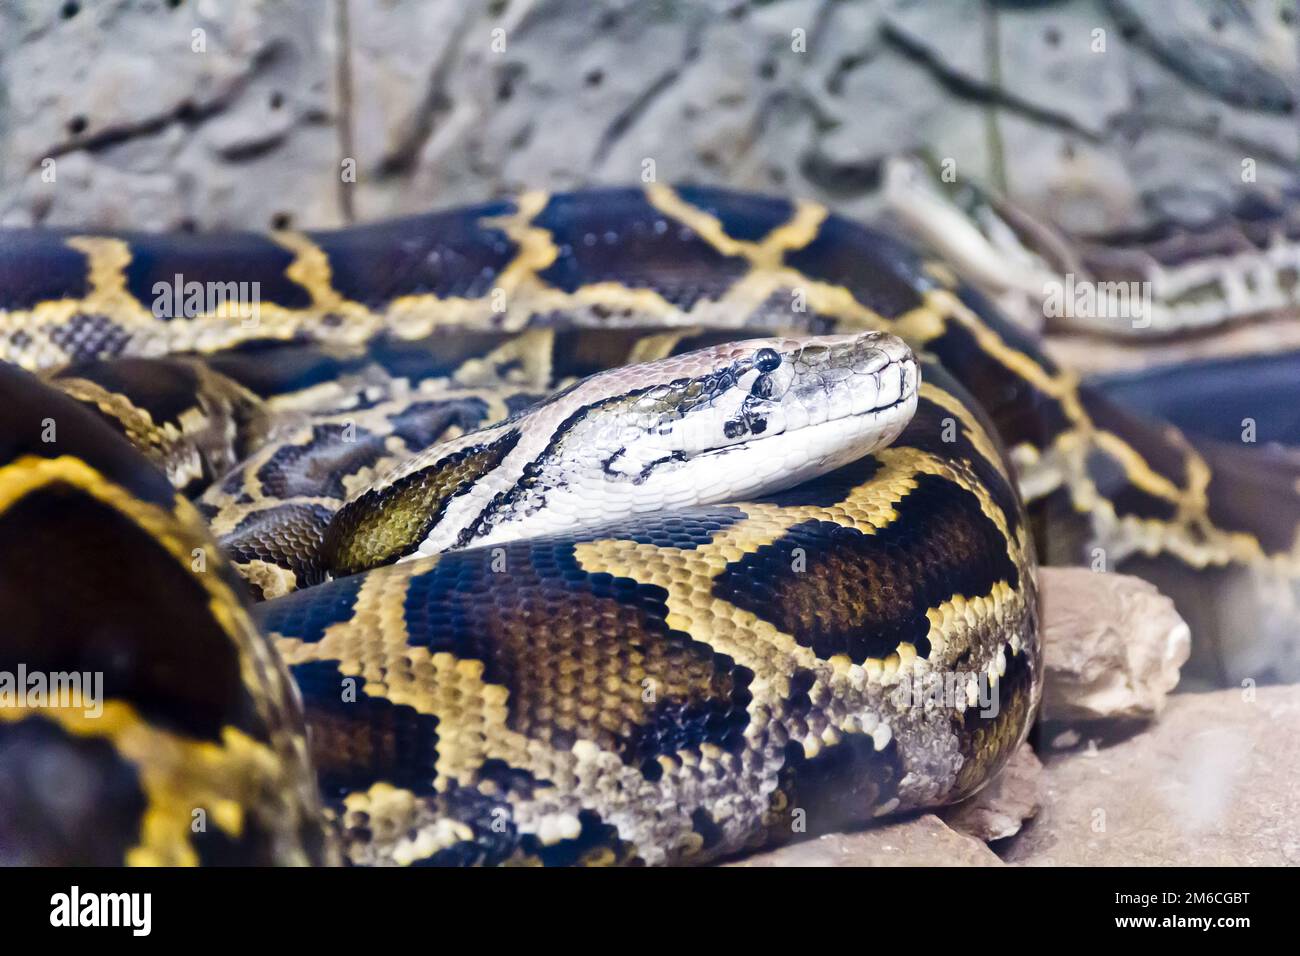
[755,348,781,372]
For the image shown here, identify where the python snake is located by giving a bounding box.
[0,185,1296,866]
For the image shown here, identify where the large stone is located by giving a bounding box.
[1003,684,1300,865]
[1038,566,1191,723]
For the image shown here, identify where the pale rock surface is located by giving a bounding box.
[1038,566,1191,723]
[1004,685,1300,866]
[1,0,1293,233]
[0,0,342,229]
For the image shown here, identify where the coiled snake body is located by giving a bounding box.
[0,186,1295,865]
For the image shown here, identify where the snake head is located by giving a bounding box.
[601,331,919,491]
[325,330,918,574]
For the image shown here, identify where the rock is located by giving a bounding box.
[1107,0,1294,114]
[1003,685,1300,865]
[0,0,342,229]
[940,743,1043,842]
[728,813,1004,867]
[3,0,1293,233]
[883,0,1133,139]
[1038,566,1190,723]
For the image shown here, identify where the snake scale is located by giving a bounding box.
[0,184,1297,866]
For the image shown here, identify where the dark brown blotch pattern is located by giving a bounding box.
[713,475,1020,664]
[398,539,754,775]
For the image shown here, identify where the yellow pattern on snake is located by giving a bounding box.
[0,185,1295,865]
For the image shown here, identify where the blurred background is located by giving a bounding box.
[1,0,1295,233]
